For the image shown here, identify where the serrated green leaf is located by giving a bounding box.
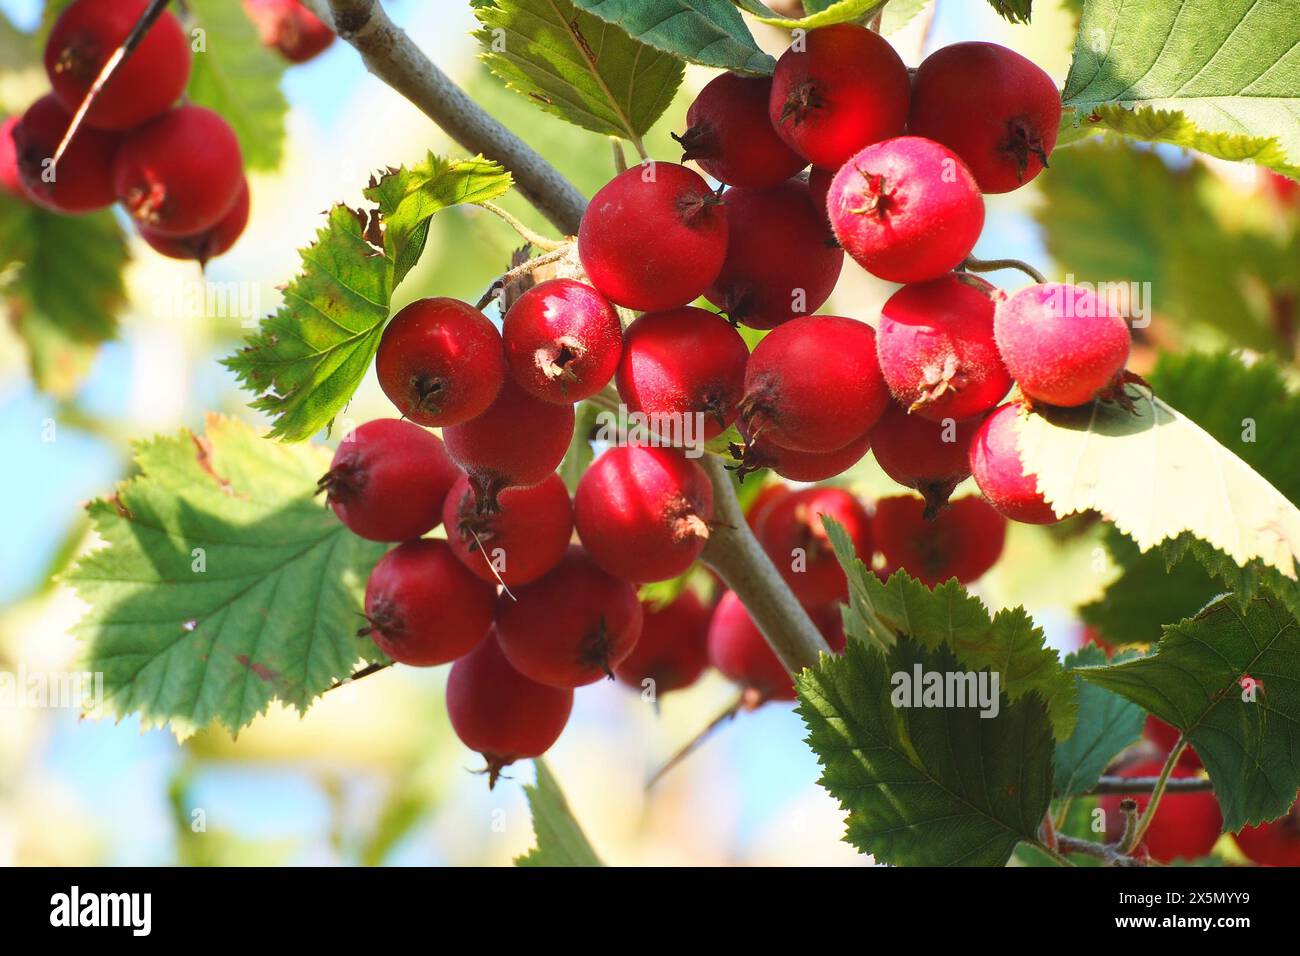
[1061,0,1300,176]
[880,0,931,33]
[798,637,1054,866]
[1053,645,1145,796]
[1078,595,1300,831]
[515,758,604,866]
[736,0,890,29]
[568,0,775,75]
[65,414,388,739]
[474,0,684,146]
[987,0,1031,23]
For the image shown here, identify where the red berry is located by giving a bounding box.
[243,0,335,64]
[139,177,250,265]
[502,278,622,404]
[908,42,1062,194]
[828,136,984,284]
[495,547,643,687]
[758,486,870,606]
[745,481,793,533]
[446,629,574,786]
[1234,798,1300,866]
[869,402,978,516]
[741,314,890,453]
[12,94,119,213]
[705,179,844,330]
[113,105,245,237]
[1099,759,1222,863]
[44,0,191,131]
[1263,170,1300,209]
[675,72,805,188]
[807,165,833,224]
[616,306,748,441]
[0,116,26,200]
[708,590,795,701]
[360,539,496,666]
[736,426,871,483]
[575,445,714,584]
[872,495,1006,586]
[376,297,506,427]
[578,163,728,311]
[613,590,713,696]
[442,472,573,587]
[1143,715,1202,770]
[994,283,1131,407]
[877,274,1012,422]
[319,419,459,542]
[443,377,575,511]
[768,23,910,170]
[808,602,849,654]
[968,403,1061,525]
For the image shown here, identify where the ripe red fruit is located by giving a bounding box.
[708,590,796,701]
[807,165,833,227]
[1263,170,1300,209]
[44,0,191,131]
[243,0,336,64]
[495,547,643,687]
[1144,715,1202,770]
[745,481,793,533]
[908,42,1062,194]
[139,178,250,265]
[376,297,506,427]
[318,418,459,542]
[758,486,871,606]
[502,278,622,404]
[768,23,910,170]
[877,274,1012,422]
[575,445,714,584]
[741,314,890,453]
[578,163,728,311]
[360,539,496,666]
[1100,759,1222,863]
[828,136,984,284]
[613,590,713,696]
[969,403,1061,525]
[872,495,1007,586]
[994,283,1131,407]
[1234,798,1300,866]
[0,116,25,200]
[113,105,245,237]
[675,72,805,188]
[12,95,119,213]
[704,179,844,330]
[736,428,871,483]
[869,402,979,515]
[443,377,574,511]
[442,472,573,587]
[446,630,574,787]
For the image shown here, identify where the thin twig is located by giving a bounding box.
[646,691,748,791]
[960,255,1048,284]
[479,201,568,251]
[1125,741,1186,851]
[475,245,572,310]
[610,137,628,175]
[324,661,392,693]
[1090,774,1214,795]
[1056,835,1147,867]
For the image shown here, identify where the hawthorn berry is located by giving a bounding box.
[1234,797,1300,867]
[745,481,793,534]
[705,179,844,330]
[908,42,1062,194]
[446,629,574,787]
[675,72,805,188]
[376,297,506,427]
[741,314,890,453]
[574,445,714,584]
[872,495,1007,586]
[736,427,871,483]
[757,486,871,606]
[1263,170,1300,209]
[0,116,25,200]
[807,165,833,225]
[1100,759,1222,863]
[768,23,910,170]
[502,278,621,404]
[12,94,119,214]
[994,283,1131,407]
[45,0,191,131]
[876,273,1011,422]
[708,590,796,701]
[968,403,1061,525]
[441,472,573,588]
[495,547,643,688]
[578,163,728,311]
[869,402,979,516]
[318,418,458,542]
[616,306,748,441]
[828,136,985,284]
[243,0,336,64]
[113,105,245,237]
[139,178,250,265]
[613,590,713,697]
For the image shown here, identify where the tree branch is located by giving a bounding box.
[1090,774,1215,795]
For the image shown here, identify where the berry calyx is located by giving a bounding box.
[1234,797,1300,867]
[243,0,336,64]
[767,23,911,170]
[319,418,459,542]
[502,278,622,404]
[139,178,250,266]
[1099,759,1222,863]
[968,403,1062,525]
[732,428,871,483]
[613,590,713,697]
[495,547,644,688]
[828,136,985,284]
[675,72,805,188]
[868,402,979,516]
[908,42,1062,194]
[872,495,1007,586]
[757,486,871,606]
[12,94,119,214]
[578,163,728,312]
[442,472,573,588]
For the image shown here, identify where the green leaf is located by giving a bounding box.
[223,156,512,441]
[1053,645,1145,796]
[1078,596,1300,830]
[797,637,1055,866]
[568,0,775,75]
[474,0,684,146]
[737,0,891,29]
[66,415,387,739]
[987,0,1031,23]
[559,400,600,493]
[516,758,604,866]
[880,0,931,34]
[1061,0,1300,176]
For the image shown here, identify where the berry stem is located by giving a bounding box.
[959,255,1047,284]
[480,201,569,251]
[1089,774,1214,794]
[645,690,747,790]
[1123,739,1188,853]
